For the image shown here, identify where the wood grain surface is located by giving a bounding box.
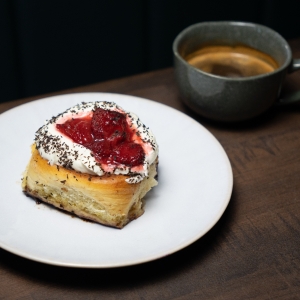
[1,41,300,299]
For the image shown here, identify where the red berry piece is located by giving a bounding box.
[88,140,111,164]
[56,107,145,167]
[56,119,93,145]
[91,108,128,145]
[111,142,145,167]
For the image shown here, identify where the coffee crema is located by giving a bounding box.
[185,45,279,78]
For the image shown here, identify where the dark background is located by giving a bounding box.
[1,0,300,103]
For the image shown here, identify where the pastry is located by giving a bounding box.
[22,101,158,228]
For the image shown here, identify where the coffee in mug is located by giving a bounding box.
[185,44,279,78]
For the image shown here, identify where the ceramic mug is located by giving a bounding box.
[173,21,300,122]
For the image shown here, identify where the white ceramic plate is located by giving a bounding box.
[0,93,232,268]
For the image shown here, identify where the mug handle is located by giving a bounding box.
[289,58,300,72]
[276,58,300,105]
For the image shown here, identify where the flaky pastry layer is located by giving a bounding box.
[22,145,158,228]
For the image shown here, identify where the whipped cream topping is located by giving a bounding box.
[35,101,158,183]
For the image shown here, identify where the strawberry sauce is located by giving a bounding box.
[56,108,145,167]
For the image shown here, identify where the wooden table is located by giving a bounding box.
[1,40,300,299]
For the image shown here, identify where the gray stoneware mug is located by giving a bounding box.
[173,21,300,122]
